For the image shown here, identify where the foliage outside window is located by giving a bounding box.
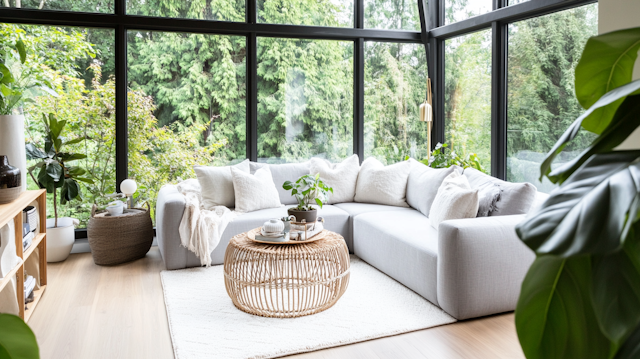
[127,0,244,22]
[257,38,353,164]
[364,42,428,164]
[258,0,352,27]
[0,0,112,12]
[364,0,420,31]
[445,0,492,25]
[444,29,492,170]
[506,4,598,192]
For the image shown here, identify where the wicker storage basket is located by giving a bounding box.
[87,204,153,266]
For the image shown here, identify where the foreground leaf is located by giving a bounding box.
[540,80,640,182]
[576,27,640,133]
[516,256,610,359]
[517,151,640,257]
[0,313,40,359]
[615,323,640,359]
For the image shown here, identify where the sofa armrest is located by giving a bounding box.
[437,215,534,320]
[156,185,189,270]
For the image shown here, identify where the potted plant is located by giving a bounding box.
[283,174,333,223]
[0,39,57,192]
[26,113,93,262]
[416,142,486,172]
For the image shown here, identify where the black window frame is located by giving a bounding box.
[0,0,598,239]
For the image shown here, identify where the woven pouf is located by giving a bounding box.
[224,230,350,318]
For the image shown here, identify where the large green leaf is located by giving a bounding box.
[516,255,611,359]
[548,94,640,184]
[540,80,640,182]
[59,153,87,162]
[0,63,14,84]
[0,314,39,359]
[615,323,640,359]
[15,39,26,64]
[37,166,54,193]
[25,144,48,160]
[45,161,63,182]
[590,225,640,346]
[517,151,640,257]
[576,27,640,133]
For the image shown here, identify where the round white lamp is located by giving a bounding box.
[120,179,138,208]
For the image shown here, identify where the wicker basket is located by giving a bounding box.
[87,204,153,266]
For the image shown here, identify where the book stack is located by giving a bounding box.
[24,274,36,306]
[22,223,34,251]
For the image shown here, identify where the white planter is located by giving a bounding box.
[0,115,27,192]
[46,217,79,263]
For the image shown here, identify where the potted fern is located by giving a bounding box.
[26,113,93,262]
[283,174,333,223]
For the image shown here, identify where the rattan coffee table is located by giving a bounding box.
[223,229,350,318]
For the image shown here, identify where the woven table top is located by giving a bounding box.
[229,229,346,255]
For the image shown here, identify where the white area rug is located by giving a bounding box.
[161,256,456,359]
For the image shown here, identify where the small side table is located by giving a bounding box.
[223,229,350,318]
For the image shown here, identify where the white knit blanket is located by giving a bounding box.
[175,179,239,267]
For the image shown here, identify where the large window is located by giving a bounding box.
[364,0,421,31]
[128,31,246,215]
[444,29,492,171]
[127,0,245,21]
[365,42,428,164]
[506,3,598,192]
[257,38,353,163]
[258,0,352,27]
[1,23,116,227]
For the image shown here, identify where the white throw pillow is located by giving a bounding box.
[406,159,461,218]
[354,157,412,207]
[194,159,250,209]
[231,166,282,213]
[309,154,360,204]
[429,171,479,229]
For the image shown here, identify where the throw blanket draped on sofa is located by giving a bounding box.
[175,179,238,267]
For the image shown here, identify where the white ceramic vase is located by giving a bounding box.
[46,217,79,262]
[0,115,27,192]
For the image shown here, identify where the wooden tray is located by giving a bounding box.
[247,228,327,245]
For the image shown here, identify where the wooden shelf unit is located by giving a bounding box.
[0,190,47,321]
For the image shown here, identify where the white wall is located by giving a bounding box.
[599,0,640,149]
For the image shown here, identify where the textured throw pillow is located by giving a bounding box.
[463,168,537,216]
[194,159,250,209]
[354,157,412,207]
[429,171,479,229]
[231,166,282,213]
[249,161,312,205]
[309,154,360,204]
[406,160,460,217]
[476,183,502,217]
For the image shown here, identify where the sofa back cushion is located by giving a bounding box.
[463,168,537,216]
[231,166,282,213]
[250,161,311,205]
[194,159,250,209]
[406,161,460,217]
[309,154,360,204]
[429,170,479,229]
[354,158,412,207]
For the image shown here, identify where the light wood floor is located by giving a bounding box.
[28,247,525,359]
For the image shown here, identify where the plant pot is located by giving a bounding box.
[46,217,79,263]
[287,208,318,223]
[0,115,26,192]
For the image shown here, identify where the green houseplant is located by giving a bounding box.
[408,142,486,172]
[514,27,640,359]
[283,173,333,223]
[26,113,93,262]
[0,314,39,359]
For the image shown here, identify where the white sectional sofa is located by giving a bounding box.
[156,159,546,320]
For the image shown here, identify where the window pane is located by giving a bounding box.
[257,38,353,163]
[507,4,598,192]
[509,0,529,5]
[128,31,246,218]
[444,29,492,171]
[445,0,492,25]
[1,0,112,12]
[127,0,244,21]
[365,42,428,164]
[1,23,116,227]
[364,0,421,31]
[258,0,353,27]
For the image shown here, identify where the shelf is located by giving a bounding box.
[0,259,24,293]
[24,285,46,322]
[23,233,45,261]
[0,190,44,228]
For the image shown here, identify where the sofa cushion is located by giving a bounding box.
[353,209,439,306]
[354,157,412,207]
[333,203,415,252]
[231,166,282,213]
[195,160,250,209]
[309,154,360,204]
[251,161,311,205]
[429,171,479,229]
[406,161,460,217]
[463,168,537,216]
